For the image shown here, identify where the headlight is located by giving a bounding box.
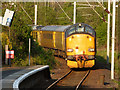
[67,48,73,52]
[88,48,95,52]
[88,55,95,59]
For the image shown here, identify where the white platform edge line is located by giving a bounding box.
[13,65,49,90]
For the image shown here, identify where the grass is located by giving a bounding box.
[96,48,120,88]
[96,48,107,63]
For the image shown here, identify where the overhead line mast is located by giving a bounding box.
[111,0,116,80]
[35,5,37,25]
[73,2,76,24]
[107,0,111,64]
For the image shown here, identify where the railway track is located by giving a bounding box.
[46,69,90,90]
[75,70,90,90]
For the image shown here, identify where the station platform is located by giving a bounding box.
[1,65,50,89]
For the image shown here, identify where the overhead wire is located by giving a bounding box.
[19,3,33,21]
[86,0,108,23]
[96,0,112,16]
[55,0,72,22]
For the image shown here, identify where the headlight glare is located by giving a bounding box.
[88,48,95,52]
[67,48,73,52]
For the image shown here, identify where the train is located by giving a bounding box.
[31,23,96,68]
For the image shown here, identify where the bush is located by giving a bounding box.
[11,39,57,69]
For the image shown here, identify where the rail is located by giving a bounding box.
[46,69,90,90]
[46,70,72,90]
[75,70,90,90]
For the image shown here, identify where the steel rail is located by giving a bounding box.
[46,70,72,90]
[75,70,90,90]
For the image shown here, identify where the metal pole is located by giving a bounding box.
[107,0,111,64]
[9,27,10,42]
[5,45,8,65]
[9,27,11,67]
[102,0,103,5]
[45,0,46,7]
[35,5,37,25]
[73,2,76,24]
[111,0,116,80]
[48,0,49,7]
[9,58,11,67]
[29,38,31,66]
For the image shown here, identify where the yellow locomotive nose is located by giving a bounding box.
[66,34,95,68]
[66,34,95,56]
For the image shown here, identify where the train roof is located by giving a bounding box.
[40,25,70,32]
[32,23,95,33]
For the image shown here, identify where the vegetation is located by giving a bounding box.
[2,2,57,68]
[1,2,119,70]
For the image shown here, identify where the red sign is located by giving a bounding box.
[6,50,14,59]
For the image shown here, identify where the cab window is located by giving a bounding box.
[76,25,84,33]
[85,26,95,36]
[67,26,76,36]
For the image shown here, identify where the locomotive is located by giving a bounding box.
[31,23,96,68]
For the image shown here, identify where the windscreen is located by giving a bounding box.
[66,24,95,37]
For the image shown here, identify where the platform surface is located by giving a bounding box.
[1,65,47,89]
